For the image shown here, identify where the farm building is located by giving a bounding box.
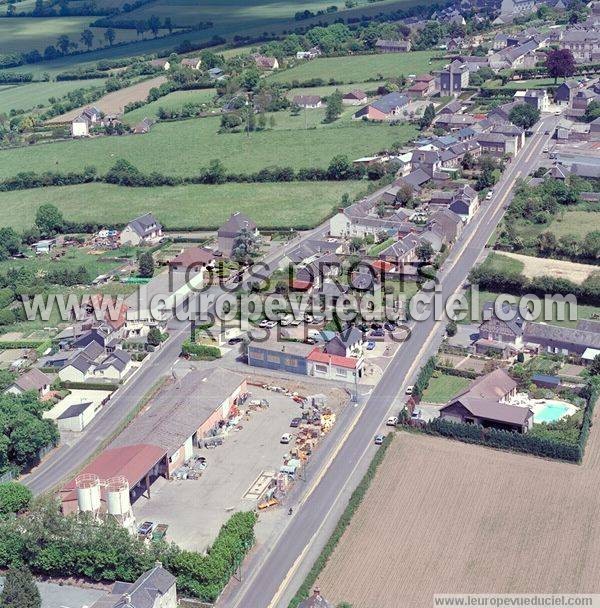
[293,95,323,109]
[111,368,248,476]
[375,39,411,52]
[181,57,202,70]
[524,322,600,357]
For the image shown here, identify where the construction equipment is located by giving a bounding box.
[258,497,279,510]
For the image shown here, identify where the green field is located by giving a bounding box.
[287,81,383,99]
[269,51,444,84]
[121,88,217,124]
[0,79,106,114]
[549,210,600,238]
[0,115,417,177]
[0,180,366,230]
[481,251,525,275]
[422,373,470,404]
[488,78,558,90]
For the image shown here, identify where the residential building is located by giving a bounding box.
[298,588,333,608]
[71,106,101,137]
[554,80,581,106]
[476,132,512,158]
[523,322,600,357]
[168,246,215,275]
[296,47,321,60]
[307,349,364,383]
[560,29,600,62]
[353,92,409,121]
[477,301,525,353]
[88,349,133,383]
[150,58,170,70]
[133,118,153,134]
[342,90,367,105]
[217,212,258,256]
[89,563,177,608]
[448,184,479,221]
[514,89,550,112]
[439,60,470,95]
[292,95,322,109]
[375,39,411,53]
[181,57,202,70]
[119,213,163,246]
[4,368,52,397]
[252,54,279,70]
[323,326,364,358]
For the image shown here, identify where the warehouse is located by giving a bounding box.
[111,368,248,476]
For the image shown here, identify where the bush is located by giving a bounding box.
[181,340,221,360]
[0,483,32,515]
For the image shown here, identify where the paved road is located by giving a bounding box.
[219,115,558,608]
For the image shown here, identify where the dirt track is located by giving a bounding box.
[47,75,167,123]
[501,251,598,285]
[318,415,600,607]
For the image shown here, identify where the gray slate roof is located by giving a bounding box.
[370,92,409,114]
[127,213,162,238]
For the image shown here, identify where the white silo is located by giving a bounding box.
[106,476,133,525]
[75,474,101,514]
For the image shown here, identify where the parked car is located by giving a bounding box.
[138,521,155,537]
[366,341,376,351]
[405,385,414,395]
[290,418,301,428]
[290,318,302,326]
[304,314,314,323]
[227,336,244,345]
[280,433,293,444]
[384,322,396,331]
[264,321,277,329]
[411,409,421,419]
[280,314,294,326]
[371,329,384,337]
[374,434,385,445]
[304,337,317,345]
[259,319,270,328]
[312,314,325,324]
[386,416,398,426]
[485,190,493,201]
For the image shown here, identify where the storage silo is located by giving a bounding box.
[75,474,101,514]
[106,476,132,524]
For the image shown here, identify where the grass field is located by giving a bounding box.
[0,116,417,177]
[121,88,217,124]
[488,77,558,90]
[0,181,366,230]
[269,51,444,84]
[0,79,106,114]
[319,430,600,607]
[421,373,470,404]
[286,81,382,100]
[550,210,600,238]
[481,251,525,275]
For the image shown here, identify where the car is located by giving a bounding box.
[312,314,325,324]
[374,434,385,445]
[405,385,414,395]
[137,521,155,537]
[544,129,550,135]
[227,336,244,345]
[543,146,549,153]
[384,322,396,331]
[280,433,293,444]
[411,409,421,419]
[554,109,561,115]
[371,329,385,337]
[304,337,317,345]
[304,314,314,323]
[290,318,302,326]
[259,319,270,328]
[386,416,398,426]
[280,315,293,326]
[263,321,277,329]
[366,341,376,351]
[290,418,301,428]
[370,322,382,330]
[485,190,493,201]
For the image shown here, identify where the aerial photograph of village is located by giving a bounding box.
[0,0,599,606]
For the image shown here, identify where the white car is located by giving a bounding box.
[485,190,493,201]
[280,433,293,444]
[304,314,314,323]
[405,385,414,395]
[386,416,398,427]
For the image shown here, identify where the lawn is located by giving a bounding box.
[0,115,417,177]
[488,77,558,90]
[268,51,444,84]
[0,181,367,230]
[549,210,600,238]
[286,81,383,99]
[0,79,106,114]
[481,251,525,275]
[421,373,470,404]
[121,88,217,124]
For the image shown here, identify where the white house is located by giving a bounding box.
[119,213,163,246]
[4,368,52,398]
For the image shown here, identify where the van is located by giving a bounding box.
[386,416,398,426]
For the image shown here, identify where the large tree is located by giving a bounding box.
[509,103,540,130]
[80,29,94,50]
[138,252,155,278]
[0,566,40,608]
[0,482,32,515]
[35,204,64,236]
[325,90,343,122]
[545,48,575,83]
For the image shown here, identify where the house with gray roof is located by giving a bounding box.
[324,326,364,358]
[477,301,525,354]
[89,349,132,383]
[353,92,409,121]
[217,212,258,256]
[120,213,163,247]
[524,322,600,356]
[4,368,52,397]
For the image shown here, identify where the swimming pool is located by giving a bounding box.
[533,401,572,424]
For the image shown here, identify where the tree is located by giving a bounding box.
[0,227,22,260]
[394,183,413,206]
[80,29,94,50]
[419,103,435,130]
[104,28,116,46]
[327,155,352,180]
[56,35,70,55]
[146,327,162,347]
[232,227,260,263]
[590,354,600,376]
[35,204,64,236]
[0,482,32,515]
[203,159,227,184]
[325,90,343,122]
[545,48,575,83]
[446,320,457,337]
[148,15,161,37]
[138,252,154,278]
[509,104,540,130]
[584,100,600,123]
[461,150,475,170]
[0,566,40,608]
[537,231,557,255]
[164,16,173,33]
[416,241,434,263]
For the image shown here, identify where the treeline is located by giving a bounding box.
[0,499,257,602]
[0,73,33,84]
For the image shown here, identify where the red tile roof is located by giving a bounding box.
[169,246,214,269]
[371,259,394,272]
[290,279,312,291]
[89,294,128,331]
[307,348,360,369]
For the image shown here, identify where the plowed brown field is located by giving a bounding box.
[318,423,600,607]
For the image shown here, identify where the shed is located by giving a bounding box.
[531,374,560,389]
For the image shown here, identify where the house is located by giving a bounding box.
[169,247,215,274]
[439,100,463,115]
[296,47,321,60]
[247,336,314,376]
[58,341,105,383]
[307,348,364,383]
[71,115,90,137]
[342,90,367,105]
[524,322,600,357]
[292,95,322,109]
[476,132,512,158]
[434,113,478,132]
[478,300,525,352]
[88,349,132,383]
[572,89,599,110]
[439,368,532,433]
[252,54,279,70]
[428,208,463,244]
[298,588,333,608]
[514,89,550,112]
[407,81,433,98]
[120,213,163,246]
[490,123,525,155]
[560,29,600,62]
[33,239,55,254]
[354,92,409,121]
[181,57,202,70]
[208,67,224,80]
[133,118,153,134]
[439,60,470,95]
[89,563,176,608]
[375,39,411,53]
[448,184,479,221]
[4,368,52,397]
[554,80,581,106]
[217,212,258,257]
[150,58,170,70]
[323,326,364,358]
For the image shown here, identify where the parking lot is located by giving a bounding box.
[132,384,347,551]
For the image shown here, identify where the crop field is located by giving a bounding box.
[47,75,168,122]
[319,430,600,607]
[0,181,366,230]
[0,116,417,177]
[121,88,217,124]
[269,51,445,84]
[0,79,106,114]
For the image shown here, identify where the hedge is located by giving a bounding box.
[288,433,393,608]
[435,365,480,380]
[412,356,436,401]
[35,339,52,356]
[59,381,118,391]
[181,340,221,360]
[0,340,46,350]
